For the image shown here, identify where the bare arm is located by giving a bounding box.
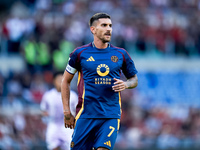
[112,74,138,92]
[61,71,75,129]
[125,74,138,89]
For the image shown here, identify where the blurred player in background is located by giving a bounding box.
[61,13,138,150]
[40,72,78,150]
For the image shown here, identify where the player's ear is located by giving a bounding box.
[90,26,95,34]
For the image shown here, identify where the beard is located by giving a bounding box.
[95,30,112,43]
[99,35,111,43]
[101,38,110,43]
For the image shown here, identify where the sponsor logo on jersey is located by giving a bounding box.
[87,56,95,61]
[111,56,118,62]
[96,64,109,77]
[95,78,111,85]
[104,140,111,147]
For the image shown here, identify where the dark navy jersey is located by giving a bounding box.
[66,42,137,119]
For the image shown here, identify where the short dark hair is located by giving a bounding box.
[89,13,111,26]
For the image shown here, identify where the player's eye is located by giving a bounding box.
[109,24,112,27]
[102,24,107,27]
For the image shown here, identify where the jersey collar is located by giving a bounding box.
[92,42,110,49]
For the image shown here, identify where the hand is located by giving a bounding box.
[112,78,127,92]
[64,113,75,129]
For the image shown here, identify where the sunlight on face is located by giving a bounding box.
[94,18,112,43]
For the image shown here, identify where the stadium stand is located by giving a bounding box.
[1,0,200,149]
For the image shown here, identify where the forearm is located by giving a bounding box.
[125,75,138,89]
[61,78,76,129]
[61,79,71,114]
[61,71,75,116]
[112,74,138,92]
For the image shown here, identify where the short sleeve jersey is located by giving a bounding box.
[66,43,137,119]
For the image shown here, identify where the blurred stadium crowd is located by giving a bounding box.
[1,0,200,149]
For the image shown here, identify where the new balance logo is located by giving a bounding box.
[86,56,95,61]
[104,141,111,147]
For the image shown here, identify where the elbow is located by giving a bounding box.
[132,74,138,88]
[61,76,66,92]
[61,76,70,90]
[61,77,64,88]
[135,78,138,88]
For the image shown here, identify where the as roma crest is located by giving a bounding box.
[111,56,118,62]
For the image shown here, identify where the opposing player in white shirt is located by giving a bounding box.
[40,72,78,150]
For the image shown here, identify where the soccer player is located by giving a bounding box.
[61,13,138,150]
[40,72,78,150]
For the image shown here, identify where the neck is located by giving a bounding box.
[93,38,108,49]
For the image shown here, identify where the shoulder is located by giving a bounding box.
[110,44,133,61]
[110,44,128,54]
[110,44,131,57]
[70,43,92,56]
